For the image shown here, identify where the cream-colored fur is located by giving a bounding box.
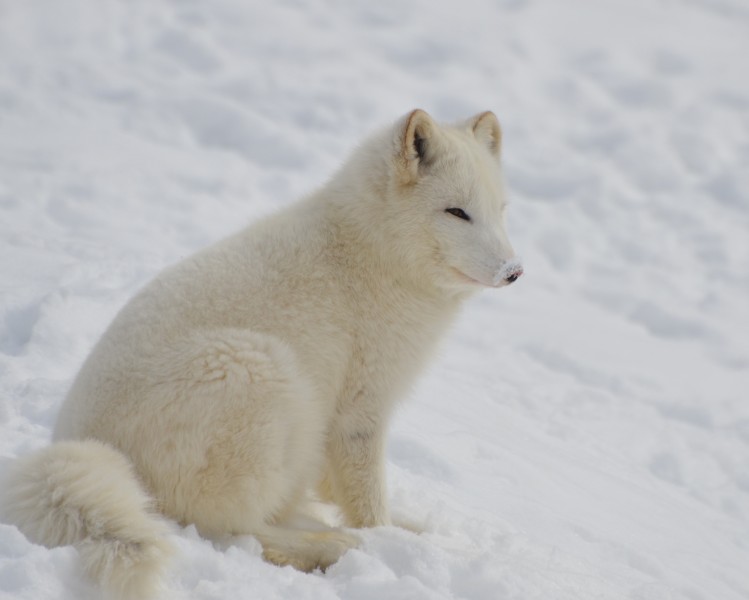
[1,109,521,598]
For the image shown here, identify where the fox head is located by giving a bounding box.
[388,109,522,293]
[332,109,522,296]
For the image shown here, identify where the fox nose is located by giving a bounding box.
[505,267,523,284]
[494,259,523,287]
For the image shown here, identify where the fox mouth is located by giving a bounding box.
[451,262,523,288]
[451,267,486,286]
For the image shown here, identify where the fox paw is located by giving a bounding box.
[261,530,359,572]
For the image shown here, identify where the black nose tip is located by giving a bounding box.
[505,268,523,284]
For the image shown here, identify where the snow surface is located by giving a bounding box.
[1,0,749,598]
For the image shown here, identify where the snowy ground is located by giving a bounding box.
[1,1,748,598]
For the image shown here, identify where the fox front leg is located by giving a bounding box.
[327,420,391,528]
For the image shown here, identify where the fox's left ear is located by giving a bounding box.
[469,111,502,158]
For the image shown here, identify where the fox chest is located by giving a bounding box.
[336,303,453,416]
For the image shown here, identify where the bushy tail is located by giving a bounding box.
[1,440,173,599]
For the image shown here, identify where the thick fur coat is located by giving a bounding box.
[1,109,522,599]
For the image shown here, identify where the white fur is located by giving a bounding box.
[2,441,173,600]
[1,109,521,598]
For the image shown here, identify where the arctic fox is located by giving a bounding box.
[1,109,522,599]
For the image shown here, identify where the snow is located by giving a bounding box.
[1,0,748,598]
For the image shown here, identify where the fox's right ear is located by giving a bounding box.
[395,109,438,184]
[468,111,502,157]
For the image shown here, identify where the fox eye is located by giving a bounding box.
[445,207,471,222]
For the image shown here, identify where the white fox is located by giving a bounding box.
[1,109,522,599]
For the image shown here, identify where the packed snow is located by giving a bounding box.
[1,0,748,598]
